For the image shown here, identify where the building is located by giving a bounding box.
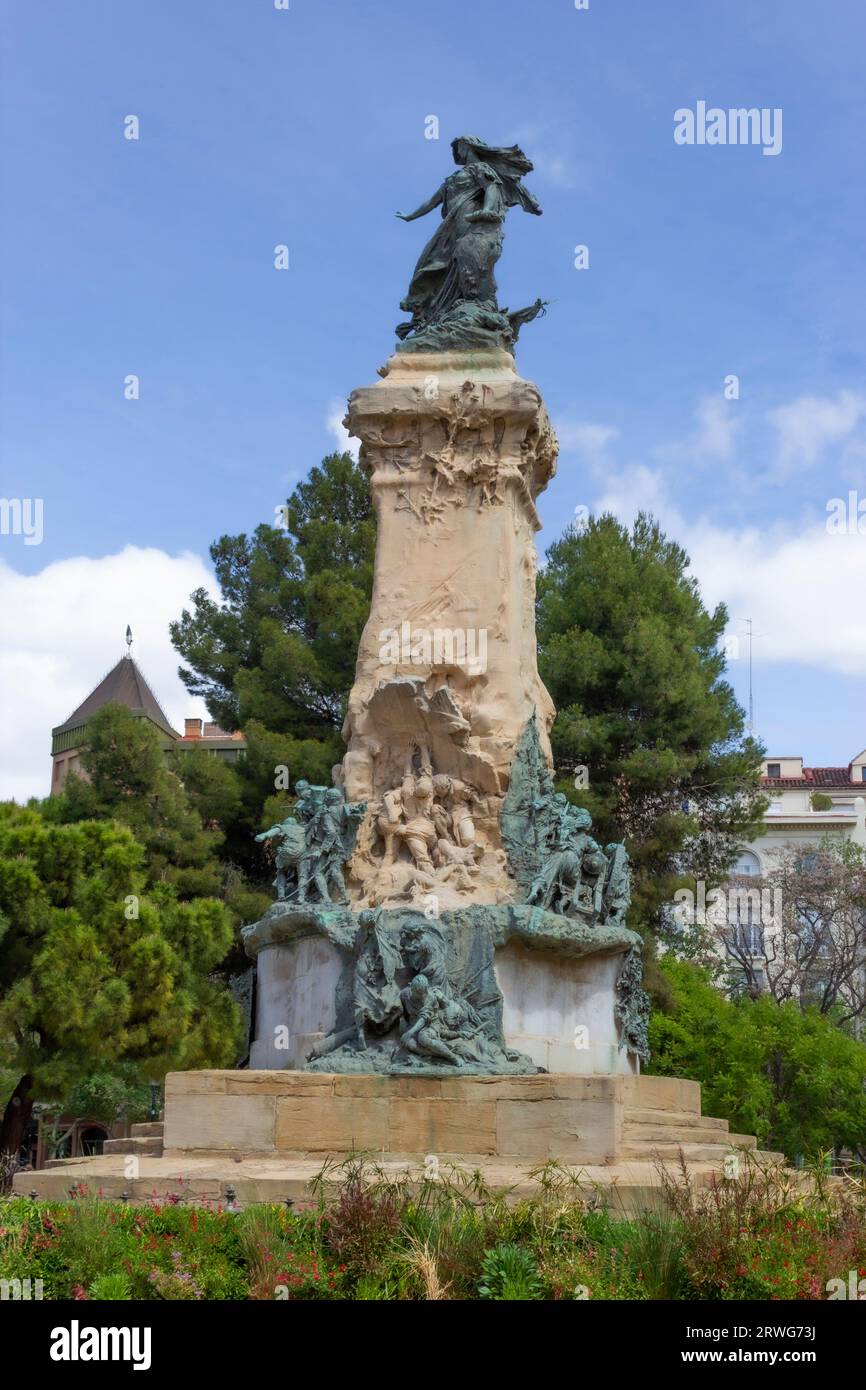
[738,751,866,873]
[719,753,866,994]
[50,646,245,794]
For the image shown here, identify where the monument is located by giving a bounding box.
[242,134,649,1083]
[21,139,782,1204]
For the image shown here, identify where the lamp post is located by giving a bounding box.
[148,1081,160,1122]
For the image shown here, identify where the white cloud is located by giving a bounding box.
[693,395,737,460]
[688,521,866,676]
[655,394,739,466]
[591,465,866,676]
[767,390,866,471]
[510,122,591,193]
[555,420,619,465]
[593,463,681,529]
[327,400,360,460]
[0,547,217,803]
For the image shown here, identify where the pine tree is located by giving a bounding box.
[0,803,240,1155]
[537,513,766,933]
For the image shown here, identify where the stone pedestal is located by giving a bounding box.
[337,349,558,914]
[495,941,636,1076]
[341,349,557,809]
[243,902,640,1077]
[14,1069,790,1213]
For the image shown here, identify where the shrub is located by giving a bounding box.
[478,1244,543,1301]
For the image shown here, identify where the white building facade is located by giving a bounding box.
[721,753,866,991]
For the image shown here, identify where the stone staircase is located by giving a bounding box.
[621,1104,785,1166]
[44,1120,164,1170]
[103,1121,165,1158]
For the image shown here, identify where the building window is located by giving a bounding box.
[766,762,781,779]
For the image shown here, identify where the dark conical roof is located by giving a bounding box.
[53,656,177,738]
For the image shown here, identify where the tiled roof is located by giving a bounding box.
[178,722,244,742]
[53,657,177,738]
[762,766,863,790]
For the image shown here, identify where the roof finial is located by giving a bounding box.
[126,625,133,655]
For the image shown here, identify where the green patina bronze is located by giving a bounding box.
[614,944,651,1064]
[305,907,536,1076]
[394,135,547,354]
[247,718,650,1069]
[255,780,365,906]
[500,717,650,1060]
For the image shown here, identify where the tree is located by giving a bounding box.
[49,704,227,903]
[0,803,240,1156]
[169,453,374,862]
[52,1065,153,1128]
[717,840,866,1025]
[169,452,374,740]
[649,956,866,1161]
[537,513,766,934]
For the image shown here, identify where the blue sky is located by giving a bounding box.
[2,0,865,798]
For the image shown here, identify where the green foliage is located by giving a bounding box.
[0,1198,247,1300]
[649,956,866,1159]
[478,1243,544,1300]
[168,744,244,837]
[5,1154,864,1301]
[810,792,834,812]
[659,1154,866,1300]
[44,704,269,932]
[170,453,374,740]
[536,513,766,933]
[236,1204,346,1299]
[53,1067,152,1126]
[168,453,374,870]
[49,705,224,902]
[89,1271,133,1300]
[0,801,241,1121]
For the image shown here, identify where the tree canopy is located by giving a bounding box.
[170,452,374,740]
[649,955,866,1161]
[0,801,241,1154]
[536,513,766,933]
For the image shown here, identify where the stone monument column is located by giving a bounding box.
[243,134,650,1078]
[339,347,557,911]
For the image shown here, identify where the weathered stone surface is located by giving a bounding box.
[495,1097,618,1163]
[341,349,557,915]
[389,1099,498,1155]
[275,1097,389,1152]
[17,1068,805,1210]
[164,1094,276,1153]
[248,926,344,1069]
[621,1075,701,1114]
[494,937,637,1076]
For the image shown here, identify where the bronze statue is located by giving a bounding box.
[256,783,365,906]
[395,135,546,353]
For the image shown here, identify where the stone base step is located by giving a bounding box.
[12,1150,810,1214]
[624,1108,729,1133]
[102,1136,163,1157]
[130,1122,164,1139]
[621,1137,766,1162]
[623,1124,736,1147]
